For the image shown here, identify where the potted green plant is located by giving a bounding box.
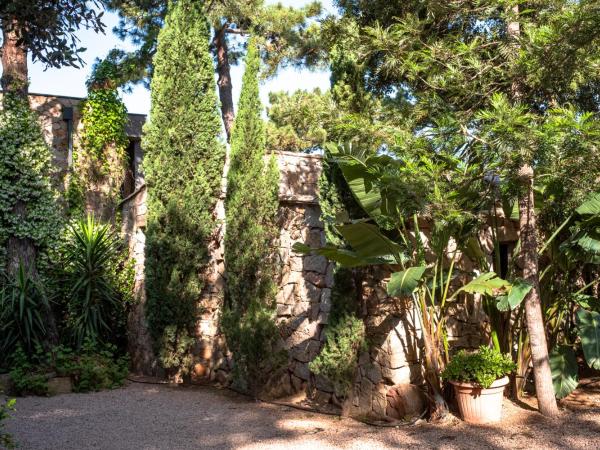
[442,346,516,424]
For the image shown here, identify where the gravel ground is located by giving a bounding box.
[4,381,600,450]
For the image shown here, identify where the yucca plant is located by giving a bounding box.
[0,264,49,361]
[64,215,121,348]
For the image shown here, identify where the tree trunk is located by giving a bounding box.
[506,5,559,417]
[517,166,559,416]
[1,23,36,276]
[213,24,235,141]
[1,24,28,99]
[1,22,60,347]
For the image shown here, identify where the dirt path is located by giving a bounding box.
[4,381,600,450]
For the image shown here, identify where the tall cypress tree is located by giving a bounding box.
[143,0,224,375]
[223,38,281,395]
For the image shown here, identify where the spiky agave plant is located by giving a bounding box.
[64,215,121,348]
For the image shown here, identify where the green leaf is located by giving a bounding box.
[459,272,510,296]
[496,279,532,312]
[338,161,382,219]
[387,266,427,297]
[291,242,391,268]
[549,346,579,399]
[337,222,403,260]
[576,192,600,216]
[576,309,600,370]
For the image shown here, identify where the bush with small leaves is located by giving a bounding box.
[442,346,516,389]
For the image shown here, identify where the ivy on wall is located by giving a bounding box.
[0,94,62,270]
[142,0,224,376]
[67,60,129,221]
[222,39,283,396]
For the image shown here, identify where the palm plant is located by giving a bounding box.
[0,264,50,361]
[64,215,122,348]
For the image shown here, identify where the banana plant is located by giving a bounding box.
[294,143,526,418]
[540,192,600,398]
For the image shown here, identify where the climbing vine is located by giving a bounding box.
[68,60,129,220]
[0,94,62,270]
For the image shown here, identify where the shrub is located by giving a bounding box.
[309,268,365,397]
[55,342,128,393]
[309,313,366,396]
[0,397,16,449]
[0,265,50,364]
[441,345,516,388]
[61,215,132,348]
[8,342,128,396]
[8,346,49,396]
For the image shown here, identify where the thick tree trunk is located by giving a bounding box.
[1,23,60,347]
[517,166,559,416]
[1,24,36,276]
[213,24,235,141]
[1,25,28,99]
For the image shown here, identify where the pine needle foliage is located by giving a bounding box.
[222,39,281,395]
[142,0,224,374]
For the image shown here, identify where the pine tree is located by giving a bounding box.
[142,0,224,375]
[223,38,281,395]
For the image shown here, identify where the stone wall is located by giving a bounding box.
[121,150,510,420]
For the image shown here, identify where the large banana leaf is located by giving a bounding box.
[337,222,404,260]
[387,266,427,297]
[338,160,382,219]
[327,142,383,219]
[576,192,600,216]
[549,346,579,399]
[292,243,392,268]
[496,278,532,312]
[576,309,600,370]
[457,272,510,297]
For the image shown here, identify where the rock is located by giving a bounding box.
[312,390,332,405]
[215,370,229,386]
[385,384,427,420]
[314,374,335,393]
[320,289,332,312]
[303,255,328,274]
[262,372,293,399]
[365,363,383,384]
[304,271,326,288]
[372,391,387,417]
[293,362,311,381]
[289,339,321,363]
[325,265,335,288]
[0,374,13,395]
[276,303,293,316]
[192,363,208,379]
[291,374,306,392]
[47,376,72,396]
[382,365,411,385]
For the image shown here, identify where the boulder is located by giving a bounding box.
[386,384,427,420]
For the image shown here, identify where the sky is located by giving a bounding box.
[20,0,336,115]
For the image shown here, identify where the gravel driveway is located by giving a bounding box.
[4,381,600,449]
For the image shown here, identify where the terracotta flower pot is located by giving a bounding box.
[450,376,509,424]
